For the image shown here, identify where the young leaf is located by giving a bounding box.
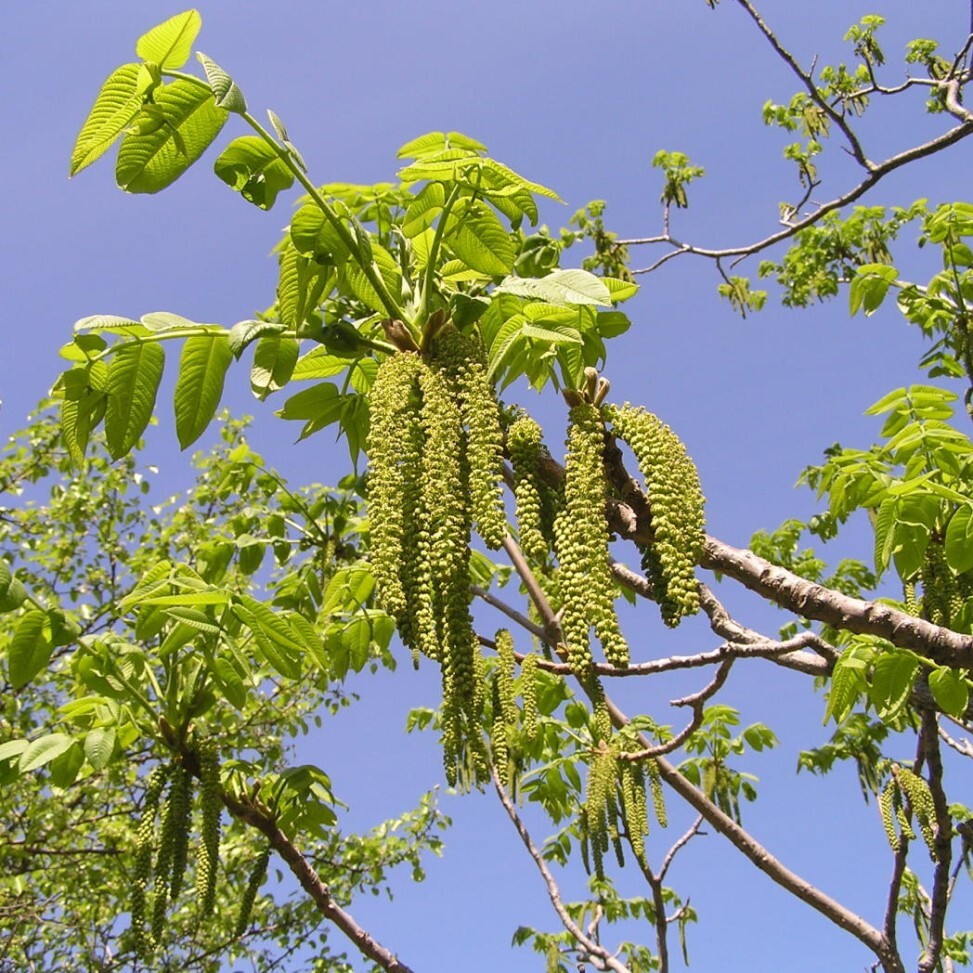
[228,319,286,358]
[116,79,227,194]
[70,64,144,177]
[174,334,233,448]
[214,135,294,210]
[104,341,165,458]
[196,52,247,112]
[135,9,202,69]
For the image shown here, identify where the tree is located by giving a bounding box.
[3,4,973,971]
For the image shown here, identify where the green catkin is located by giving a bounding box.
[520,653,539,741]
[495,629,518,726]
[431,327,506,549]
[583,746,616,879]
[492,715,510,788]
[131,764,169,958]
[508,415,548,562]
[234,845,271,939]
[553,403,629,671]
[167,764,193,903]
[894,766,939,859]
[619,760,645,864]
[920,540,954,628]
[366,352,425,643]
[195,740,221,917]
[646,758,667,828]
[879,778,900,852]
[604,403,705,627]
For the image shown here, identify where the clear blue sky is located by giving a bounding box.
[2,3,971,971]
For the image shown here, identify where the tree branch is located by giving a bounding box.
[220,789,416,973]
[492,773,632,973]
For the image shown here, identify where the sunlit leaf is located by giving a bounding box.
[116,79,227,193]
[496,269,613,306]
[70,64,143,177]
[174,334,233,448]
[136,9,202,69]
[104,341,165,458]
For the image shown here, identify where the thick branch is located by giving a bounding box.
[701,536,973,667]
[220,790,416,973]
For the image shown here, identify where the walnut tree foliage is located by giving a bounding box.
[4,4,973,972]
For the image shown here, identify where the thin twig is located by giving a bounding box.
[492,773,632,973]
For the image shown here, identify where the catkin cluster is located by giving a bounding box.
[580,737,667,877]
[604,404,705,627]
[129,753,225,956]
[131,764,169,958]
[367,330,506,787]
[919,539,973,631]
[879,764,939,859]
[552,404,629,672]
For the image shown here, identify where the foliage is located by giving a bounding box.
[4,5,973,973]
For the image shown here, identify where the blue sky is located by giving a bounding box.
[3,2,972,971]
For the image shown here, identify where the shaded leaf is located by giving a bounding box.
[8,611,52,690]
[214,135,293,210]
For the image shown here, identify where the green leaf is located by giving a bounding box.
[0,740,29,764]
[105,341,165,459]
[873,496,896,575]
[74,314,146,335]
[292,348,351,381]
[141,310,204,332]
[174,334,233,448]
[20,733,76,773]
[339,243,403,314]
[251,334,299,400]
[70,64,144,177]
[496,269,613,306]
[8,611,52,690]
[83,727,116,771]
[447,201,516,276]
[403,182,446,237]
[824,652,868,723]
[849,263,897,316]
[140,591,229,607]
[868,651,918,718]
[944,504,973,573]
[116,79,227,193]
[136,9,202,69]
[928,666,970,717]
[397,131,487,159]
[520,322,583,345]
[228,319,286,358]
[214,136,294,210]
[196,52,247,112]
